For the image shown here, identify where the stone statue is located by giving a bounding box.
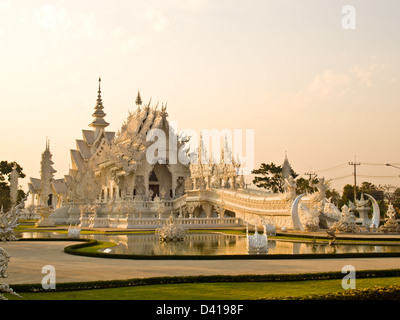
[283,175,297,201]
[299,203,320,232]
[379,204,400,233]
[1,191,29,300]
[156,215,188,241]
[329,204,358,233]
[311,177,330,199]
[246,223,268,254]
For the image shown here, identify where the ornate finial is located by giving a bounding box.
[135,91,142,106]
[89,77,109,130]
[97,77,101,95]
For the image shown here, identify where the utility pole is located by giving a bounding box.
[304,169,316,182]
[348,157,361,201]
[304,169,316,193]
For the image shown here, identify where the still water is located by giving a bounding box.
[18,231,400,256]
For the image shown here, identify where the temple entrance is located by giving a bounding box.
[149,170,159,200]
[149,164,173,200]
[224,210,236,218]
[149,184,159,200]
[48,194,53,207]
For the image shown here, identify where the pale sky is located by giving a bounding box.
[1,0,400,192]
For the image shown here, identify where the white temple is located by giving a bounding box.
[27,78,374,231]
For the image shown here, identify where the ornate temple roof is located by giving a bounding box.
[282,152,292,181]
[29,79,185,200]
[68,79,116,172]
[28,177,68,196]
[101,94,173,176]
[89,78,109,130]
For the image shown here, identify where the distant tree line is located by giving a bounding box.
[0,160,26,212]
[252,162,399,218]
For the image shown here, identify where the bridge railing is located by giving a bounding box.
[80,216,243,229]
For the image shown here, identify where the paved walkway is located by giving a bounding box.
[4,240,400,285]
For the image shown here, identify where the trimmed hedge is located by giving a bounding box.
[11,269,400,293]
[63,239,400,260]
[17,236,400,260]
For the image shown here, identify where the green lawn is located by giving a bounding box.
[10,226,400,300]
[5,277,400,300]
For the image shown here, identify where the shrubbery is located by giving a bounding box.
[283,285,400,300]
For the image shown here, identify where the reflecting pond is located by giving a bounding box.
[17,231,400,256]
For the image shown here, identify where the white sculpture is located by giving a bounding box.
[282,175,297,201]
[36,140,56,227]
[364,193,380,228]
[1,191,29,300]
[246,223,268,254]
[291,193,306,231]
[68,161,101,205]
[379,204,400,233]
[9,167,19,209]
[68,224,82,238]
[156,215,188,241]
[323,198,342,221]
[310,177,330,202]
[299,204,320,232]
[262,219,276,236]
[356,193,372,227]
[329,204,358,233]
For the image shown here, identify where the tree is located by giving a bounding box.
[326,188,342,207]
[0,161,26,212]
[295,176,318,195]
[341,184,360,205]
[252,162,298,193]
[340,181,388,219]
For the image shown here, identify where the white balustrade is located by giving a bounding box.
[78,215,242,229]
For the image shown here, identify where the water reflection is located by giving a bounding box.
[17,231,400,256]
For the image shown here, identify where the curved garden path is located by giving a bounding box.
[4,240,400,285]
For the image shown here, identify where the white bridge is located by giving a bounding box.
[48,187,294,230]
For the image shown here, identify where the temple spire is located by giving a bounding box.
[282,151,292,181]
[89,77,109,133]
[135,91,142,106]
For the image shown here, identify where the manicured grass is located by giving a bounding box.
[72,240,117,253]
[5,277,400,300]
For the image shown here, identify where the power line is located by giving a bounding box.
[314,163,348,173]
[360,162,387,166]
[330,174,353,181]
[358,174,400,179]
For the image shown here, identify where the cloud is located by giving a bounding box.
[280,69,350,111]
[280,63,384,111]
[307,69,350,97]
[82,13,97,37]
[145,7,169,32]
[35,5,71,32]
[0,0,10,11]
[350,64,377,87]
[120,35,145,54]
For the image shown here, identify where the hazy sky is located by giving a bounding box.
[1,0,400,192]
